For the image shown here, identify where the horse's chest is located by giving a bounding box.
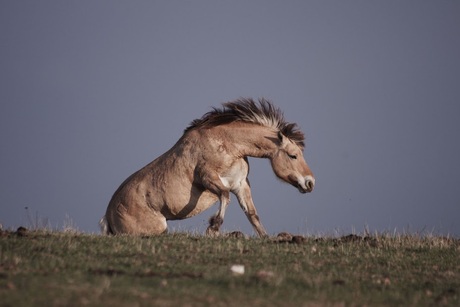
[218,160,248,190]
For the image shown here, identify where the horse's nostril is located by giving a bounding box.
[306,178,315,191]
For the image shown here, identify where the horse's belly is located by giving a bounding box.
[164,190,218,220]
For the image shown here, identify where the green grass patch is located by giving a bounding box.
[1,229,459,306]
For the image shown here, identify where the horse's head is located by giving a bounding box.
[270,132,315,194]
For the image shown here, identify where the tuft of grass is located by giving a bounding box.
[0,229,459,306]
[23,207,51,231]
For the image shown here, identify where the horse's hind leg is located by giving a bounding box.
[107,202,168,235]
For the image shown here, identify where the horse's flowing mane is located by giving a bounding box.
[185,98,305,148]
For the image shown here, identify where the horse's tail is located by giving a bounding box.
[99,215,113,235]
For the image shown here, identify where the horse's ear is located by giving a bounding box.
[277,131,290,147]
[277,131,288,146]
[277,131,284,142]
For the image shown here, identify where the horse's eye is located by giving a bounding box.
[288,154,297,160]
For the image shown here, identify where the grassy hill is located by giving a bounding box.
[1,228,459,306]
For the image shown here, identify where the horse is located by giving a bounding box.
[100,98,315,237]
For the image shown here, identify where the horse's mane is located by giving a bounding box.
[185,98,305,148]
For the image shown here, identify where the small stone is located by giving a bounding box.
[230,265,245,275]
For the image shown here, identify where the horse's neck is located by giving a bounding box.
[224,123,278,158]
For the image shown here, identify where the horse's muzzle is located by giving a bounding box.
[298,175,315,193]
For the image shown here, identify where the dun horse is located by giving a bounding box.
[100,98,315,237]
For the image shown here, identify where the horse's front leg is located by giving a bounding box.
[234,179,267,237]
[200,170,231,237]
[206,191,230,237]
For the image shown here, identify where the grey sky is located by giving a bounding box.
[1,1,459,236]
